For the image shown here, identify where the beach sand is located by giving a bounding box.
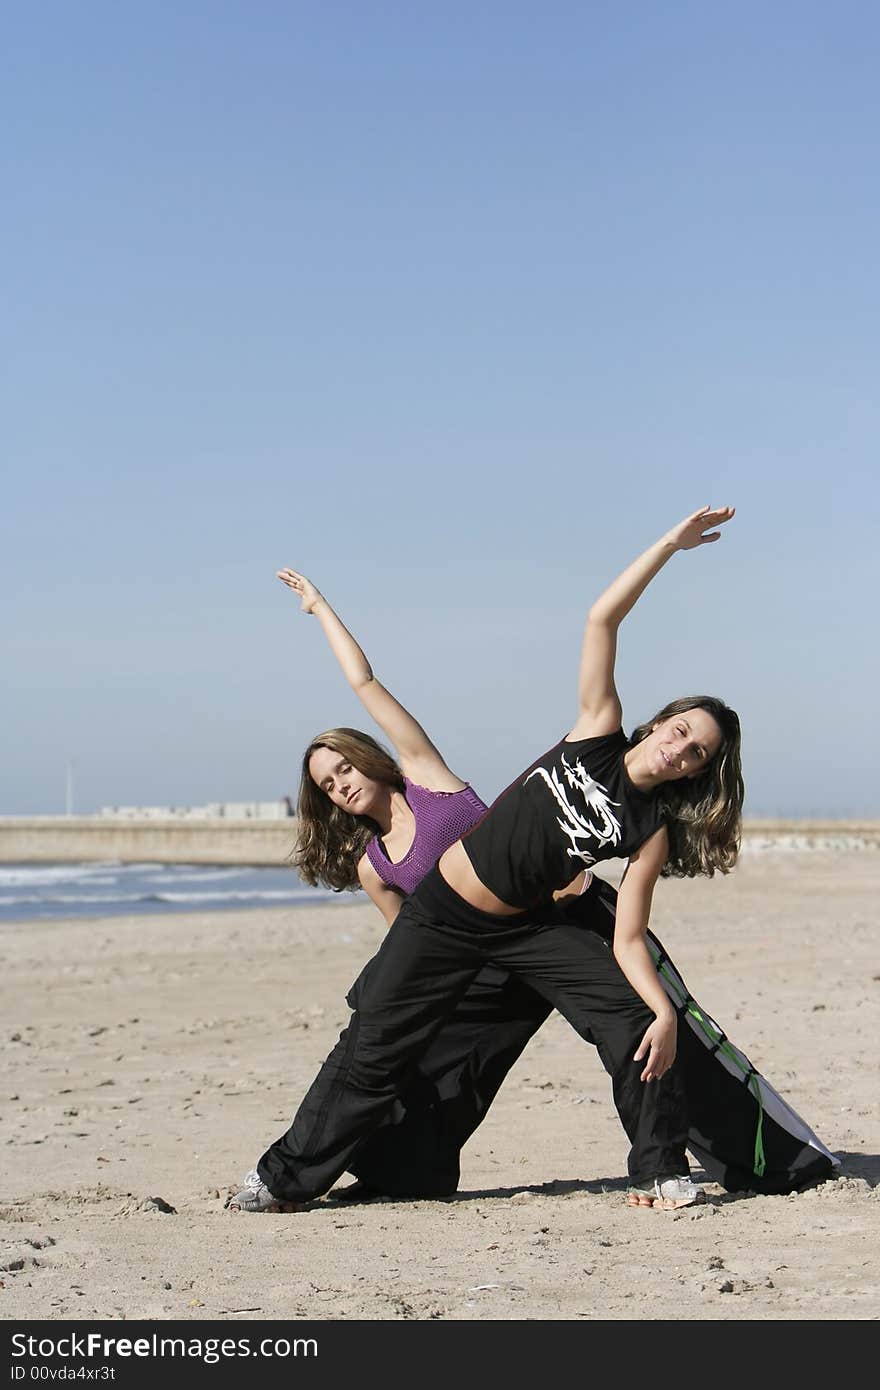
[2,849,878,1322]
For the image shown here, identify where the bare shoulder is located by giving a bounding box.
[627,824,669,875]
[356,852,405,925]
[356,851,384,892]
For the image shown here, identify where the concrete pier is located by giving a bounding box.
[0,818,296,866]
[0,816,877,866]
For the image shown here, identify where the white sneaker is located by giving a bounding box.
[628,1175,705,1209]
[227,1168,290,1213]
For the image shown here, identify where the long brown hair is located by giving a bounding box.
[291,728,405,891]
[630,696,744,878]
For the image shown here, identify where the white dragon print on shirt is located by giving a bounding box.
[524,751,623,866]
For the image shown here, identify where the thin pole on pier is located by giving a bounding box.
[66,759,75,816]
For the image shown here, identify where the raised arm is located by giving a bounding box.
[568,505,734,741]
[277,568,464,789]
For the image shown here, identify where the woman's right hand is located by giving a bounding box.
[277,568,324,615]
[633,1011,678,1083]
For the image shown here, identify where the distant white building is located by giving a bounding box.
[97,800,294,821]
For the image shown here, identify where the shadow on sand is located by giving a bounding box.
[323,1155,877,1208]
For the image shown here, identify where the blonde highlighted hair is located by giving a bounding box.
[630,696,744,878]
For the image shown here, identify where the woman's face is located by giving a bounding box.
[308,745,383,815]
[643,709,723,782]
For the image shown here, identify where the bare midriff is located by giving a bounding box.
[437,841,525,915]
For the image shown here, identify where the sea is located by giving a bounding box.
[0,862,344,924]
[2,829,875,925]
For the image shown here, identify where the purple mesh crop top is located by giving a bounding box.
[365,778,488,897]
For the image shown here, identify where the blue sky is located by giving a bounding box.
[3,2,878,817]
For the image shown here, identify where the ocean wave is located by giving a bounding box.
[150,889,335,904]
[1,890,159,906]
[0,888,338,908]
[138,868,254,883]
[0,865,121,888]
[0,863,279,887]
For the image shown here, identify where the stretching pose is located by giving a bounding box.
[275,569,558,1197]
[231,506,745,1213]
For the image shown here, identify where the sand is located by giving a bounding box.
[1,849,878,1322]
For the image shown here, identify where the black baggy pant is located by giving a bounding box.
[344,960,551,1196]
[257,869,688,1202]
[342,881,609,1197]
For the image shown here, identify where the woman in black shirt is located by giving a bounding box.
[232,506,746,1213]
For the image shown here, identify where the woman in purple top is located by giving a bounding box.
[280,567,492,927]
[272,567,559,1199]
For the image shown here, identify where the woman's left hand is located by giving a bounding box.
[663,505,735,551]
[633,1012,678,1082]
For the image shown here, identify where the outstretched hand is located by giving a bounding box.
[664,505,735,551]
[277,568,323,614]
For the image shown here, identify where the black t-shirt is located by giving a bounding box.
[461,728,665,908]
